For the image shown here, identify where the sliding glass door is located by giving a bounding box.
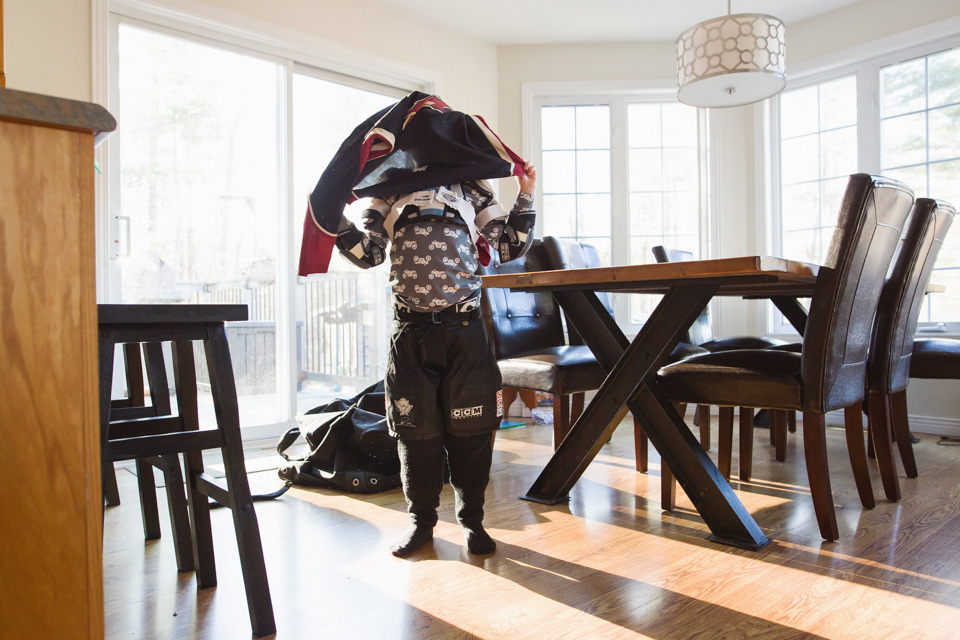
[113,19,409,433]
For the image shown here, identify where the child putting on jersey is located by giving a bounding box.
[335,162,537,556]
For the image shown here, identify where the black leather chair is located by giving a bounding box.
[652,245,788,456]
[480,239,612,451]
[864,199,954,499]
[541,236,706,475]
[655,174,915,541]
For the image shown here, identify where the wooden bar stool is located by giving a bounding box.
[99,304,275,638]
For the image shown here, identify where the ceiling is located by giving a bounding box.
[367,0,863,45]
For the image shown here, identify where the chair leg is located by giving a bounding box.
[552,394,571,449]
[634,419,648,473]
[891,390,918,478]
[842,404,876,509]
[697,404,711,450]
[788,411,797,433]
[501,387,517,420]
[518,389,538,411]
[205,325,275,638]
[739,407,754,481]
[717,406,734,480]
[868,391,901,502]
[571,392,585,425]
[772,410,788,462]
[802,411,840,541]
[660,459,676,511]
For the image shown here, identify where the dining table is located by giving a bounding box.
[481,255,820,551]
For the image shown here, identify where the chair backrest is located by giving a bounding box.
[651,245,713,345]
[541,236,612,345]
[479,239,566,360]
[869,198,955,393]
[801,174,915,412]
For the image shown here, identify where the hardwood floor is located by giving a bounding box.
[104,415,960,639]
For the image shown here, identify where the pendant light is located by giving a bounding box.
[676,0,786,107]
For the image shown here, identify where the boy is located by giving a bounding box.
[335,163,537,556]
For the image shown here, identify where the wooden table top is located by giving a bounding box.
[481,255,821,297]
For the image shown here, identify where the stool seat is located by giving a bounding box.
[99,303,275,637]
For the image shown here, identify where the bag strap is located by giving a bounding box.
[277,425,305,461]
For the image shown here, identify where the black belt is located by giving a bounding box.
[395,308,480,324]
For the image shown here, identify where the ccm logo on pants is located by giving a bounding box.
[452,406,483,419]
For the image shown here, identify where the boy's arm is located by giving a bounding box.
[474,161,537,263]
[336,199,391,269]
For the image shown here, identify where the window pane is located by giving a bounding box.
[930,159,960,206]
[118,25,282,427]
[821,177,849,222]
[576,150,611,192]
[576,105,611,149]
[662,103,698,147]
[629,148,662,191]
[542,150,577,193]
[662,192,699,236]
[543,194,577,236]
[881,57,926,117]
[782,229,820,264]
[820,76,857,130]
[929,105,960,163]
[781,182,819,232]
[929,48,960,108]
[542,106,576,150]
[628,103,661,147]
[663,148,699,191]
[577,194,611,236]
[882,165,927,196]
[820,126,857,179]
[780,85,819,138]
[881,111,927,168]
[781,134,820,184]
[630,192,664,236]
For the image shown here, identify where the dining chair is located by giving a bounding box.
[539,236,706,472]
[99,304,275,637]
[479,239,615,450]
[652,245,788,457]
[716,198,954,504]
[654,174,915,541]
[864,198,954,498]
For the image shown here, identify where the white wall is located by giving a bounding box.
[3,0,500,126]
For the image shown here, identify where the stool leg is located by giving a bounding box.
[100,331,118,514]
[173,340,217,588]
[206,326,275,637]
[159,454,195,573]
[136,458,162,540]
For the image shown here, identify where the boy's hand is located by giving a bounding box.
[518,161,537,194]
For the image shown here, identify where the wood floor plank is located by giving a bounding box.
[104,418,960,639]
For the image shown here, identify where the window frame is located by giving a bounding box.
[524,81,715,333]
[765,28,960,336]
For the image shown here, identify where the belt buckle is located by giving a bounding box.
[431,310,442,324]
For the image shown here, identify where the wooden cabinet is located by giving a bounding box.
[0,88,115,639]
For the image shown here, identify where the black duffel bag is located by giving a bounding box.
[277,381,401,493]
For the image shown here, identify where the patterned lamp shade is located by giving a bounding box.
[676,13,786,108]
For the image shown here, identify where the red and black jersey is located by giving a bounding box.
[298,91,526,276]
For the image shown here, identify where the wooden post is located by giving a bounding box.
[1,0,6,87]
[0,0,7,87]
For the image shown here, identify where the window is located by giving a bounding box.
[535,91,707,327]
[771,36,960,332]
[778,76,858,265]
[109,12,418,434]
[879,48,960,324]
